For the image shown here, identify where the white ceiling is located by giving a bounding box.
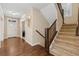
[0,3,57,25]
[0,3,50,18]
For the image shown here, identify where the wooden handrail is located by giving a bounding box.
[36,30,45,38]
[49,19,57,29]
[45,20,57,53]
[57,3,62,14]
[57,3,64,24]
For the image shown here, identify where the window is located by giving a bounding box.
[62,3,72,17]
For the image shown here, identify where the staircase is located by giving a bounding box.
[50,24,79,56]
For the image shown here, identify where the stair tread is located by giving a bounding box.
[55,38,79,46]
[53,41,79,55]
[51,43,79,55]
[57,35,79,39]
[54,40,79,49]
[51,44,76,56]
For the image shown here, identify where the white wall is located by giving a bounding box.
[0,5,4,48]
[32,8,49,47]
[55,4,63,32]
[41,4,57,26]
[20,9,33,45]
[20,8,49,47]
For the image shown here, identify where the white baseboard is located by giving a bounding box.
[25,39,36,46]
[25,39,44,47]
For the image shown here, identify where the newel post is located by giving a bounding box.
[45,28,49,53]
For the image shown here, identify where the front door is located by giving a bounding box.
[7,18,17,38]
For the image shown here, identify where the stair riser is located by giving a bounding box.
[57,35,79,40]
[59,33,75,36]
[60,29,76,32]
[61,26,76,29]
[62,24,76,26]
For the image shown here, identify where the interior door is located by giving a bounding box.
[7,18,17,37]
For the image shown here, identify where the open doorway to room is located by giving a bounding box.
[22,21,25,38]
[20,15,26,40]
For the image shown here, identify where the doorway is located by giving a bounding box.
[21,21,25,39]
[7,18,17,38]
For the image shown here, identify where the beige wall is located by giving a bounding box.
[20,9,34,46]
[4,16,7,38]
[64,3,78,24]
[24,8,49,47]
[31,8,49,47]
[55,4,63,32]
[17,19,20,37]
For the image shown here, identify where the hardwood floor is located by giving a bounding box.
[0,37,49,56]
